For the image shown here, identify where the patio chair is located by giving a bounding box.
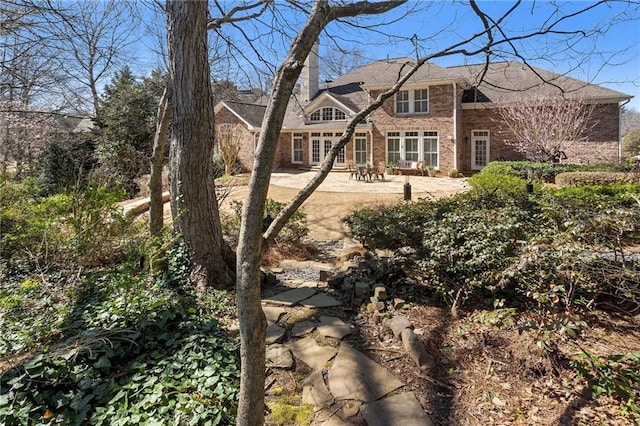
[346,161,359,180]
[358,167,373,182]
[373,162,385,181]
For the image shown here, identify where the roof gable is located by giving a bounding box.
[331,57,461,89]
[214,100,266,129]
[305,91,358,116]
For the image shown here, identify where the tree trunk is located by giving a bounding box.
[235,2,405,423]
[166,0,235,290]
[149,86,171,237]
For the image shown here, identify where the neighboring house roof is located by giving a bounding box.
[215,100,266,130]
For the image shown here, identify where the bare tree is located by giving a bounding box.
[1,1,67,110]
[148,86,170,237]
[498,94,596,162]
[43,0,139,115]
[320,44,367,82]
[215,122,242,175]
[0,103,55,176]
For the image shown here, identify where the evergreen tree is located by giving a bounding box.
[96,67,165,196]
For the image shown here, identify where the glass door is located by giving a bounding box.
[471,130,490,170]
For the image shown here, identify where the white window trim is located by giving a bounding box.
[308,132,346,166]
[292,133,303,164]
[395,88,429,115]
[308,106,348,122]
[471,129,490,170]
[354,132,367,166]
[385,130,439,168]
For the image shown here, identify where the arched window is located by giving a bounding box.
[309,107,347,122]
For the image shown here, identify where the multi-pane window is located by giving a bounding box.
[311,132,321,163]
[309,107,347,122]
[423,131,438,167]
[292,133,303,163]
[414,89,428,113]
[387,131,401,164]
[395,91,409,114]
[395,88,429,114]
[405,132,419,161]
[355,133,367,165]
[386,130,438,166]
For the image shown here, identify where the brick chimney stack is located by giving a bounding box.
[300,42,319,103]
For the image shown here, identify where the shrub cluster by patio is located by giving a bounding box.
[492,160,635,183]
[345,166,640,313]
[555,171,637,187]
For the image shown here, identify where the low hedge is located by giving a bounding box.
[555,172,636,187]
[489,161,635,183]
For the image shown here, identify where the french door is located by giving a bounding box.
[471,130,490,170]
[310,132,345,166]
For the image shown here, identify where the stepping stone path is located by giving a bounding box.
[260,260,434,425]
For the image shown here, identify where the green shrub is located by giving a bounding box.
[0,180,70,271]
[555,171,636,187]
[540,184,640,250]
[417,200,537,307]
[468,164,541,197]
[476,161,520,177]
[0,179,142,272]
[571,351,640,415]
[344,198,443,250]
[546,182,640,207]
[39,138,97,195]
[222,198,308,245]
[486,161,635,183]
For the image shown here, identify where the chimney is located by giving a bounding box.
[300,42,319,103]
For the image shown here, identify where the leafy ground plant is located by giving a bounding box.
[570,351,640,415]
[0,265,240,425]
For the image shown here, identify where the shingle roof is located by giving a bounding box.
[454,61,631,104]
[330,57,461,88]
[226,59,631,130]
[218,101,266,128]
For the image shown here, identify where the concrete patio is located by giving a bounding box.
[268,169,469,197]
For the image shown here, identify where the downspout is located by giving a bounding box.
[619,99,630,162]
[253,131,258,168]
[368,129,374,165]
[453,82,458,170]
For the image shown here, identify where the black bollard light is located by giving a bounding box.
[526,181,534,194]
[526,167,534,194]
[403,176,412,201]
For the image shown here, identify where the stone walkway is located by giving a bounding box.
[261,260,434,426]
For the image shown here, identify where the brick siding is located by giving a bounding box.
[220,87,622,173]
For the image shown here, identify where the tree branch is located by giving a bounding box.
[208,0,272,29]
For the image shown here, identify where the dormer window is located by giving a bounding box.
[309,106,347,122]
[395,88,429,114]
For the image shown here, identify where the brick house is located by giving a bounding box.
[214,48,631,174]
